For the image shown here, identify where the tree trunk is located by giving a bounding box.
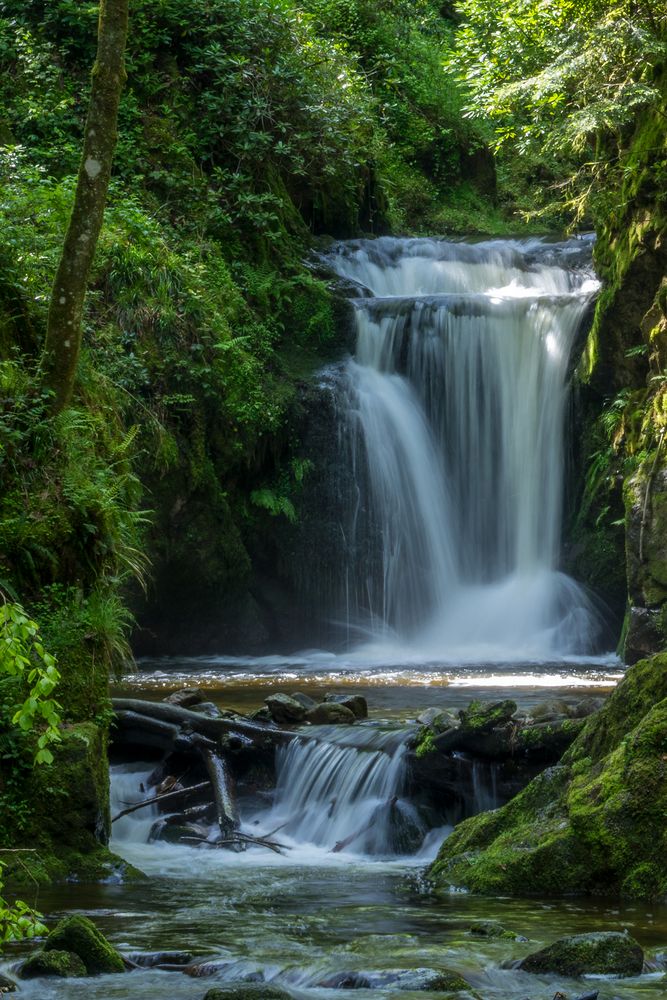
[42,0,129,413]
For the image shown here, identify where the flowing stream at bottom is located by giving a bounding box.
[4,698,667,1000]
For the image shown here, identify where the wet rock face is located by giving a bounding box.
[519,931,644,977]
[165,688,207,708]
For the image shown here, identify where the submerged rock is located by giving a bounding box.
[305,702,356,724]
[265,694,306,724]
[44,915,125,975]
[318,967,478,993]
[324,693,368,718]
[519,931,644,977]
[19,950,87,979]
[0,973,17,992]
[202,986,290,1000]
[467,919,525,941]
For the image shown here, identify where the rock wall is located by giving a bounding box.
[574,84,667,662]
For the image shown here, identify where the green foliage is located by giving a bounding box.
[451,0,666,220]
[0,602,61,765]
[0,601,61,945]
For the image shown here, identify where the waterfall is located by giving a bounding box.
[321,236,602,660]
[257,726,425,857]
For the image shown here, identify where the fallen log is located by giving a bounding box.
[111,780,210,823]
[182,833,289,855]
[112,710,181,752]
[112,698,298,745]
[175,731,240,841]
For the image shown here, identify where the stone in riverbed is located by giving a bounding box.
[0,972,17,992]
[202,986,290,1000]
[190,701,224,718]
[265,694,306,724]
[519,931,644,977]
[19,950,87,979]
[289,691,317,709]
[44,915,125,975]
[467,919,526,941]
[305,702,356,724]
[324,693,368,718]
[165,687,206,707]
[416,707,458,732]
[318,967,479,994]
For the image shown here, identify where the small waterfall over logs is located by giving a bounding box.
[315,236,602,660]
[259,726,425,856]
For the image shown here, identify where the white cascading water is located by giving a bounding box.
[257,726,423,857]
[325,236,602,660]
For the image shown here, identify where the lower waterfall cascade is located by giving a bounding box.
[318,235,604,660]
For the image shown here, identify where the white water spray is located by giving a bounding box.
[326,236,601,660]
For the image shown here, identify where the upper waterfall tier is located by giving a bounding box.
[328,235,599,299]
[313,236,603,661]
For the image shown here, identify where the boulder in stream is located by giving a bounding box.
[306,702,356,724]
[165,688,207,708]
[19,950,87,979]
[324,693,368,718]
[265,694,307,724]
[0,973,17,992]
[44,915,125,975]
[519,931,644,977]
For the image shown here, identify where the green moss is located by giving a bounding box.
[44,915,125,975]
[19,950,87,979]
[519,931,644,977]
[431,654,667,899]
[415,726,437,758]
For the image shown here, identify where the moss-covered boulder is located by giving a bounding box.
[467,920,524,941]
[430,653,667,899]
[519,931,644,977]
[44,915,125,975]
[19,949,87,979]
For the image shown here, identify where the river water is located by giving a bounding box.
[4,238,666,997]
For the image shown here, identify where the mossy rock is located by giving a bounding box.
[202,986,291,1000]
[519,931,644,977]
[467,920,524,941]
[19,949,87,979]
[44,915,125,975]
[430,654,667,899]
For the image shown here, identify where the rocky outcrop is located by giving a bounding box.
[573,79,667,660]
[429,653,667,899]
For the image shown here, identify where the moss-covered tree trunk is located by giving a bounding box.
[42,0,129,414]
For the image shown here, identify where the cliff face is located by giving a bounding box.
[575,86,667,662]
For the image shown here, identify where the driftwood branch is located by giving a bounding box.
[112,698,298,745]
[111,781,210,823]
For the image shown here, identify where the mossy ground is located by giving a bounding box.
[430,653,667,900]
